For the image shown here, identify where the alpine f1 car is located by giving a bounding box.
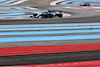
[30,10,63,18]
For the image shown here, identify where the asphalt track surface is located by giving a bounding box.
[1,50,100,66]
[1,3,100,66]
[1,6,100,23]
[0,6,100,47]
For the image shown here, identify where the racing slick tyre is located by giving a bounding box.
[30,16,33,17]
[80,4,90,6]
[57,14,63,18]
[80,4,82,6]
[83,5,90,6]
[48,14,53,18]
[42,15,48,18]
[33,13,38,18]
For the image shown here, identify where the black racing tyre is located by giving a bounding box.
[48,14,53,18]
[80,4,82,6]
[42,15,48,18]
[33,13,38,17]
[30,16,33,17]
[44,15,48,18]
[57,14,63,18]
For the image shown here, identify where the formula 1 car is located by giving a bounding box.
[30,10,63,18]
[80,2,90,6]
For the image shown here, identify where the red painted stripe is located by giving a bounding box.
[65,7,100,9]
[0,43,100,56]
[89,65,100,67]
[5,60,100,67]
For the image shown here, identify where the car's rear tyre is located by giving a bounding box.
[48,14,53,18]
[42,15,48,18]
[30,16,33,18]
[57,14,63,18]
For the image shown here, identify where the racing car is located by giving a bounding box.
[30,10,63,18]
[80,2,90,6]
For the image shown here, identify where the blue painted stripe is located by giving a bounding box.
[0,0,17,5]
[1,12,25,15]
[0,11,41,14]
[0,11,42,17]
[0,7,11,9]
[0,7,24,9]
[0,0,6,2]
[89,3,100,5]
[25,6,33,9]
[13,7,24,9]
[0,0,27,5]
[0,11,34,12]
[0,23,100,28]
[0,15,32,17]
[72,1,100,5]
[60,1,73,5]
[0,34,100,42]
[60,1,100,5]
[78,1,100,3]
[0,29,100,35]
[0,26,100,31]
[21,0,27,1]
[71,2,82,5]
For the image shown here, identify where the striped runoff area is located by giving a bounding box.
[0,23,100,42]
[50,0,100,6]
[50,0,100,10]
[0,11,71,19]
[0,11,42,19]
[0,0,27,6]
[63,6,100,10]
[0,6,39,10]
[1,43,100,66]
